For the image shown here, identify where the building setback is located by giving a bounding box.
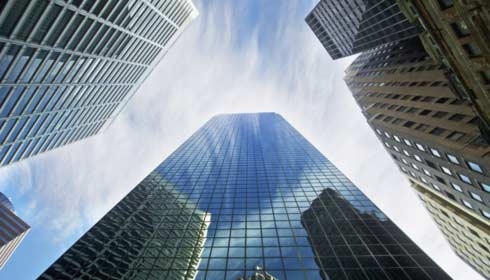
[398,0,490,141]
[0,0,198,167]
[0,192,29,269]
[305,0,419,59]
[40,113,451,279]
[344,37,490,278]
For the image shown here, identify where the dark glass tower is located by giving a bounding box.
[306,0,419,59]
[39,113,451,279]
[0,0,197,167]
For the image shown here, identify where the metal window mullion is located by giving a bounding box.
[0,98,122,123]
[1,46,27,83]
[76,18,100,53]
[9,1,40,40]
[142,11,161,41]
[53,0,164,49]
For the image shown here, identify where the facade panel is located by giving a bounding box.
[39,113,450,279]
[0,0,198,167]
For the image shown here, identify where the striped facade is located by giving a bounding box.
[0,0,197,167]
[0,194,29,269]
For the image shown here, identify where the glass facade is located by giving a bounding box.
[306,0,419,59]
[0,0,197,166]
[39,113,451,279]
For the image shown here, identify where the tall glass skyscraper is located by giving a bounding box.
[0,0,197,167]
[39,113,451,279]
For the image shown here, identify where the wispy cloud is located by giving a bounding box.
[0,1,483,279]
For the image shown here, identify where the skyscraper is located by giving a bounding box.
[40,113,451,279]
[344,37,490,278]
[398,0,490,140]
[305,0,419,59]
[411,182,490,279]
[0,192,30,269]
[0,0,198,167]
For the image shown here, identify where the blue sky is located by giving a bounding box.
[0,1,484,279]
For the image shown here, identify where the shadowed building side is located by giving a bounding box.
[39,176,210,280]
[306,0,419,59]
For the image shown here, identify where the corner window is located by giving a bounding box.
[467,161,483,173]
[458,173,472,184]
[430,148,441,157]
[451,183,463,192]
[447,154,459,164]
[470,192,483,202]
[441,166,452,176]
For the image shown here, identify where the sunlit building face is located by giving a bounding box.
[39,113,450,279]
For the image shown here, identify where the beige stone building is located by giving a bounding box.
[398,0,490,141]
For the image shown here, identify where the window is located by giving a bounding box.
[423,169,431,176]
[376,129,382,135]
[447,154,459,164]
[384,132,391,138]
[451,183,463,192]
[449,114,465,122]
[441,166,452,176]
[482,210,490,219]
[393,135,401,142]
[421,177,429,184]
[384,142,391,148]
[458,173,471,184]
[480,70,490,85]
[437,0,453,9]
[451,21,470,37]
[403,139,412,146]
[411,163,420,170]
[420,109,431,116]
[466,161,483,173]
[414,154,422,162]
[462,200,473,209]
[470,192,483,202]
[432,184,441,191]
[430,148,441,157]
[402,158,408,165]
[480,182,490,193]
[403,150,410,156]
[447,131,464,141]
[416,143,425,151]
[433,111,448,118]
[430,127,446,136]
[462,42,482,57]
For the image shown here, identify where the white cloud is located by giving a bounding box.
[0,0,483,279]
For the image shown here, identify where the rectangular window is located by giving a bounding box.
[466,161,483,173]
[458,173,472,184]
